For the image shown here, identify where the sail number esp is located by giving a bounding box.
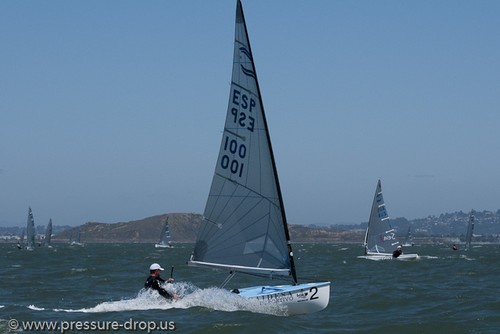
[230,89,255,132]
[220,89,256,178]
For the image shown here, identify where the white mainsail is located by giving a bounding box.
[155,218,173,248]
[44,219,53,246]
[26,207,35,251]
[189,0,295,281]
[402,225,414,246]
[360,180,419,260]
[363,179,398,254]
[464,211,475,251]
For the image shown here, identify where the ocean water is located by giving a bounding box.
[1,243,499,333]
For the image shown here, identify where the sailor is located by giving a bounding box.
[144,263,178,300]
[392,245,403,258]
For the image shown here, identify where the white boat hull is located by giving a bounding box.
[155,243,174,248]
[236,281,330,315]
[70,242,84,247]
[358,252,419,261]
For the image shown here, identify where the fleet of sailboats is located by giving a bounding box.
[8,1,493,320]
[187,0,330,315]
[358,180,419,261]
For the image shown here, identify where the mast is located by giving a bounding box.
[237,0,297,284]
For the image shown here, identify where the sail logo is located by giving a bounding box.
[239,47,256,78]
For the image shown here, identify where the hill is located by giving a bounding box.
[52,213,202,243]
[3,209,500,244]
[50,213,364,244]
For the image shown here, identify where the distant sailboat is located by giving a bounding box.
[70,227,84,246]
[155,218,173,248]
[17,228,25,249]
[25,207,36,251]
[464,211,475,251]
[188,0,330,315]
[43,219,53,247]
[402,225,415,247]
[358,180,418,261]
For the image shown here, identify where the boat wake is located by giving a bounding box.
[46,282,285,316]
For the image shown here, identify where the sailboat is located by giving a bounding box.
[402,225,415,247]
[358,180,418,261]
[43,219,53,247]
[464,210,475,251]
[155,218,173,248]
[69,227,84,246]
[187,0,330,315]
[25,207,36,251]
[17,228,25,249]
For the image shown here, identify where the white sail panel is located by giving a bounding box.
[26,207,35,250]
[464,211,475,251]
[44,219,53,246]
[364,180,399,254]
[191,1,290,275]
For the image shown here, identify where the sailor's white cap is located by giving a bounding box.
[149,263,164,271]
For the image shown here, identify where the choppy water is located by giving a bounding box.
[1,243,499,333]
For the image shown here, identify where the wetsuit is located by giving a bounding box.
[392,249,402,258]
[145,275,172,299]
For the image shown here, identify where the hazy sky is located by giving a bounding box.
[1,0,499,227]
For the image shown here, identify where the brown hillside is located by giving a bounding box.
[53,213,202,243]
[52,212,363,244]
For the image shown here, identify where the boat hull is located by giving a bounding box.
[155,244,174,248]
[236,281,330,315]
[69,242,84,247]
[358,252,419,261]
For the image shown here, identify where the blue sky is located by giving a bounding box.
[1,0,499,227]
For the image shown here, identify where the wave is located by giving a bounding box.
[49,282,285,316]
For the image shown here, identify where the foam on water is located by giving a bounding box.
[51,282,285,316]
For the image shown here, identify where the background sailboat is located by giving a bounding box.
[69,227,84,246]
[464,211,475,251]
[25,207,36,251]
[358,180,418,261]
[17,228,25,249]
[402,225,415,246]
[43,219,53,247]
[155,218,173,248]
[188,0,330,315]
